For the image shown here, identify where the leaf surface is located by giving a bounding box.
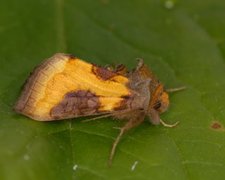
[1,0,225,179]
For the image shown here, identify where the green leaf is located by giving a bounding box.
[1,0,225,179]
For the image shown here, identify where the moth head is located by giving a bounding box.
[150,84,169,114]
[153,91,169,113]
[147,87,169,125]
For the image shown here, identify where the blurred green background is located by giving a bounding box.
[1,0,225,179]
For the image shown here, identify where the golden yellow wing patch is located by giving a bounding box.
[14,53,132,121]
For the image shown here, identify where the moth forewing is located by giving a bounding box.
[14,53,133,121]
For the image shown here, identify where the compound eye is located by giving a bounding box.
[154,101,161,110]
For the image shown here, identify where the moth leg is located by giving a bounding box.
[166,86,186,93]
[108,112,145,166]
[82,114,112,122]
[82,109,133,123]
[112,64,127,75]
[104,64,127,75]
[148,109,179,127]
[160,119,179,128]
[148,109,161,125]
[108,127,125,166]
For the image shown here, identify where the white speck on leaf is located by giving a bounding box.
[73,164,78,171]
[164,0,175,9]
[23,154,30,161]
[131,161,138,171]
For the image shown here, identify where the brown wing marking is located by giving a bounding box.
[50,90,100,120]
[92,65,117,81]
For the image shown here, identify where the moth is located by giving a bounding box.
[14,53,184,165]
